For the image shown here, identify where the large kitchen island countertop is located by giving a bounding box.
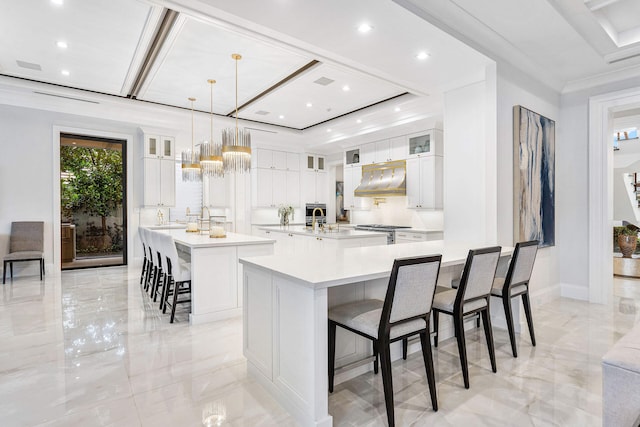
[240,239,512,289]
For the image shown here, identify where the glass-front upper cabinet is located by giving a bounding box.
[306,154,325,172]
[345,148,360,166]
[144,134,174,158]
[407,129,443,157]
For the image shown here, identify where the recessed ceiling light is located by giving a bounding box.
[327,129,332,132]
[306,102,312,108]
[394,107,400,112]
[357,119,362,124]
[279,115,285,119]
[61,70,70,76]
[56,41,68,49]
[358,23,373,33]
[342,85,350,92]
[416,51,430,60]
[51,0,64,5]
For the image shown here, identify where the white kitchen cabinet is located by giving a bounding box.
[143,134,176,207]
[344,148,360,166]
[360,142,375,165]
[306,154,325,171]
[253,149,301,208]
[143,157,175,207]
[407,129,443,158]
[207,175,228,207]
[144,135,174,159]
[374,138,405,162]
[343,166,370,210]
[286,152,300,171]
[303,169,328,204]
[256,148,287,169]
[406,156,443,209]
[286,170,300,207]
[254,169,287,208]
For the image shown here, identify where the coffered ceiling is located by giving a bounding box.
[2,0,640,142]
[0,0,489,133]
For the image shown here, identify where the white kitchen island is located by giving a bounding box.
[151,228,275,325]
[240,241,513,427]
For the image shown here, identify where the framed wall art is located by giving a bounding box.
[513,105,555,248]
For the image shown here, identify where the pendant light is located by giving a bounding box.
[200,79,224,177]
[222,53,251,173]
[181,97,202,182]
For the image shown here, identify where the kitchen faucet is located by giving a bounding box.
[312,207,324,232]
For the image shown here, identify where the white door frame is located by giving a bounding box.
[588,87,640,304]
[52,126,135,272]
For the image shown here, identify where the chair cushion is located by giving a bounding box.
[174,261,191,282]
[329,299,427,340]
[432,289,487,314]
[489,278,527,297]
[4,251,43,261]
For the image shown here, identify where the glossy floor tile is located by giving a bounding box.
[0,266,638,426]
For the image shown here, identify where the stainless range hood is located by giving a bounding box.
[354,160,406,197]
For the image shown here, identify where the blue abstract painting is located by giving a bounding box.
[513,105,555,248]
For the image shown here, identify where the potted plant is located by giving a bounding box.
[617,226,639,258]
[278,205,294,227]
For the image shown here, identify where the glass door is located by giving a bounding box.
[60,133,127,270]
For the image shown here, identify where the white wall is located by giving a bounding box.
[496,62,561,302]
[443,75,497,244]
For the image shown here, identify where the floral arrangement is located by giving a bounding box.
[278,205,294,225]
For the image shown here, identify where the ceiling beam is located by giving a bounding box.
[226,60,320,117]
[127,8,179,99]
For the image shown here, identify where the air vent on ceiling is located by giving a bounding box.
[16,60,42,71]
[314,77,334,86]
[255,110,270,115]
[245,127,277,134]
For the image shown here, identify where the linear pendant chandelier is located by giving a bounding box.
[200,79,224,177]
[222,53,251,173]
[181,97,202,182]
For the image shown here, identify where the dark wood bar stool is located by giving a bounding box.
[328,255,442,427]
[432,246,501,389]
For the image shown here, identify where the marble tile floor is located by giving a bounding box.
[0,266,638,426]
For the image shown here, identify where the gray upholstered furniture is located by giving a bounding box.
[602,322,640,427]
[491,240,538,357]
[3,221,44,284]
[328,255,442,427]
[432,246,501,389]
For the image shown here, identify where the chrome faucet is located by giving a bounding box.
[312,207,324,232]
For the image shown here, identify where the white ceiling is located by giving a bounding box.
[1,0,640,148]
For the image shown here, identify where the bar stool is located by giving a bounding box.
[492,240,538,357]
[147,230,165,304]
[159,232,191,323]
[140,228,154,292]
[328,255,442,427]
[432,246,501,389]
[138,228,149,286]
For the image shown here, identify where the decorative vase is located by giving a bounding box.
[618,234,638,258]
[280,213,289,227]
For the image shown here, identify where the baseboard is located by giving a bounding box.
[530,282,561,305]
[560,282,590,301]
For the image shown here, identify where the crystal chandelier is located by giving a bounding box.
[200,79,224,177]
[181,97,202,182]
[222,53,251,173]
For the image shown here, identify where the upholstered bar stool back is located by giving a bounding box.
[159,232,191,323]
[329,255,442,427]
[491,240,538,357]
